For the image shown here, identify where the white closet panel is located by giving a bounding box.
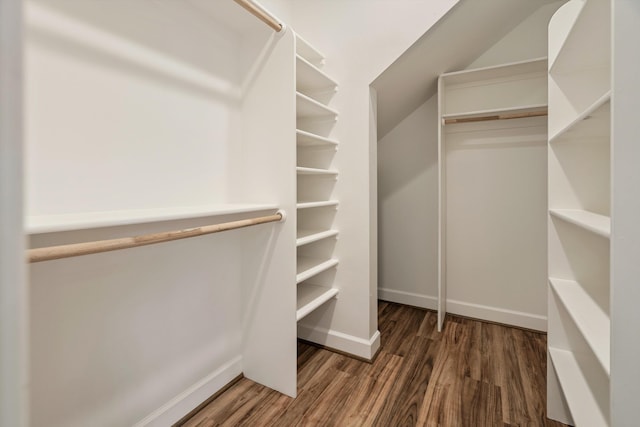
[437,58,549,331]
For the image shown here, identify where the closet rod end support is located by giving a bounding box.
[276,209,287,223]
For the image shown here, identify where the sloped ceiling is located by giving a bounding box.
[371,0,560,138]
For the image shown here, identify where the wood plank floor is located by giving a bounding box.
[181,301,569,426]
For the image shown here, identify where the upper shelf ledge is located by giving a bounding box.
[440,57,548,85]
[26,203,279,234]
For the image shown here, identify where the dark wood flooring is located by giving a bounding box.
[182,301,568,426]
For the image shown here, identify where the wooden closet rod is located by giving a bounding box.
[443,109,548,125]
[234,0,283,32]
[28,211,285,263]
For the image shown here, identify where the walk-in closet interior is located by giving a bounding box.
[1,0,639,425]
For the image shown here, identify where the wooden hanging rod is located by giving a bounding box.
[234,0,283,32]
[443,109,548,125]
[28,211,285,263]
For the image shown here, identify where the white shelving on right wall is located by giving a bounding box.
[294,33,340,324]
[547,0,611,425]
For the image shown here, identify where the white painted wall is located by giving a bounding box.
[25,1,295,425]
[469,1,567,69]
[0,0,28,426]
[25,0,247,215]
[444,117,548,330]
[290,0,458,355]
[378,96,439,309]
[258,0,293,25]
[377,1,565,327]
[611,0,640,423]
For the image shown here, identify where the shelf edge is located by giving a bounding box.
[296,287,339,321]
[549,209,610,238]
[549,91,611,143]
[296,229,339,247]
[26,203,280,234]
[296,258,339,284]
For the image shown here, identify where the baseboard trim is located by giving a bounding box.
[377,289,546,331]
[446,298,547,332]
[297,324,381,361]
[133,356,243,427]
[173,374,244,426]
[378,288,438,310]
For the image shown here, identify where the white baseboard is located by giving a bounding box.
[133,356,242,427]
[378,287,438,310]
[297,324,381,360]
[377,288,546,331]
[446,298,547,331]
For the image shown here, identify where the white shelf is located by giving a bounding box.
[296,200,339,210]
[442,103,547,122]
[296,92,338,119]
[296,55,337,92]
[441,57,548,85]
[296,229,338,247]
[441,57,548,116]
[549,91,611,142]
[550,278,610,374]
[296,284,338,321]
[550,98,610,144]
[26,203,279,234]
[295,33,324,66]
[549,209,610,238]
[296,166,338,176]
[549,347,609,427]
[549,0,610,74]
[296,256,338,284]
[296,129,338,147]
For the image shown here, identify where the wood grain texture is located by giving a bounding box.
[443,109,548,124]
[233,0,283,31]
[180,302,569,427]
[28,213,282,263]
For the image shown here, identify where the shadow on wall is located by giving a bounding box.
[378,96,439,200]
[376,95,439,303]
[26,0,273,103]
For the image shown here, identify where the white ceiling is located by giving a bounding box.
[371,0,561,138]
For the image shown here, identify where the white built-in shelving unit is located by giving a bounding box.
[22,2,301,423]
[547,0,612,425]
[294,33,340,326]
[437,57,549,331]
